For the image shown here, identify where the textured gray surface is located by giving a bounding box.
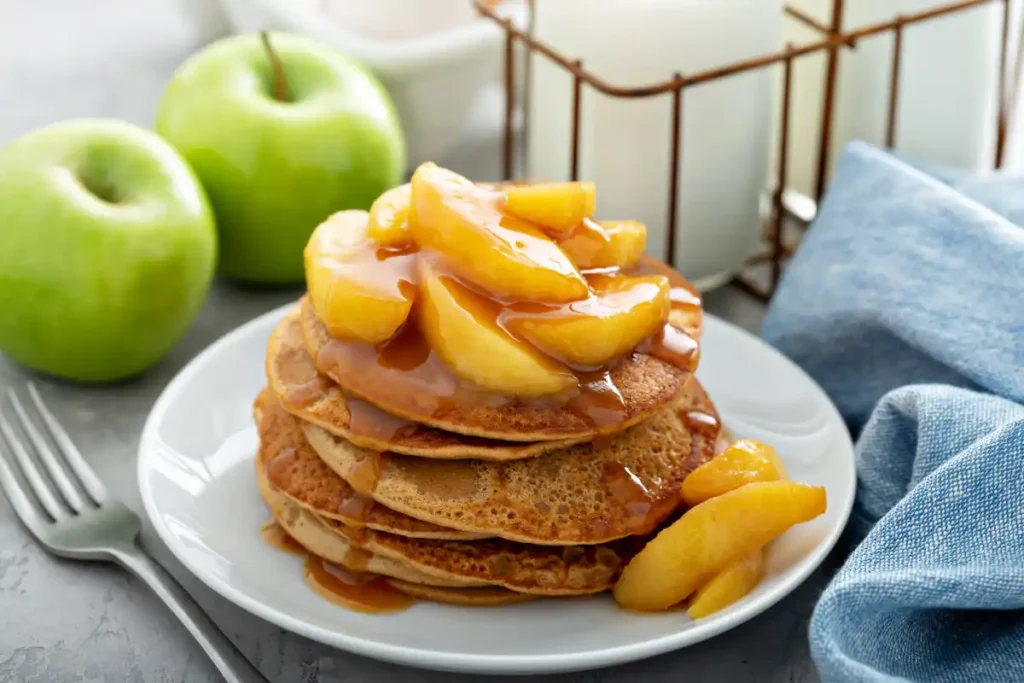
[0,1,837,680]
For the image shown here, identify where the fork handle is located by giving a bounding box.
[113,547,269,683]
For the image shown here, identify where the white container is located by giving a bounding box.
[836,0,1003,172]
[782,0,1005,194]
[526,0,783,290]
[218,0,527,167]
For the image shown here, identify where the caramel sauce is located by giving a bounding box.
[601,461,673,535]
[283,376,334,408]
[260,521,305,555]
[567,371,627,428]
[345,450,387,496]
[336,490,377,522]
[558,218,613,267]
[311,225,701,433]
[344,547,373,572]
[267,447,297,482]
[346,396,418,443]
[309,233,419,305]
[684,407,722,468]
[260,511,414,614]
[640,324,700,372]
[303,556,413,614]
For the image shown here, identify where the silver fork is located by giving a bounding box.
[0,383,269,683]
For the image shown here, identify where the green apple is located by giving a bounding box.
[155,31,406,284]
[0,119,216,383]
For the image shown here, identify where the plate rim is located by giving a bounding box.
[137,302,856,675]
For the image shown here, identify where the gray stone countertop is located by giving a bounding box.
[0,1,841,680]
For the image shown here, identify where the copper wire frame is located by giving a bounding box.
[475,0,1024,302]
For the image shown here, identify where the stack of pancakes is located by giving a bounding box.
[255,291,724,606]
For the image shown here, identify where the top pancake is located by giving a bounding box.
[300,296,694,441]
[267,309,586,460]
[302,377,721,545]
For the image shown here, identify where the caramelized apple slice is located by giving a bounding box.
[501,274,671,368]
[501,181,596,234]
[367,183,412,247]
[614,481,826,611]
[687,550,765,619]
[557,218,646,270]
[409,163,588,302]
[305,210,415,344]
[681,439,788,507]
[418,260,576,396]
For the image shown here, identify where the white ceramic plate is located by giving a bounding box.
[137,304,855,675]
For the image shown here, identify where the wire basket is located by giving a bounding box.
[474,0,1023,302]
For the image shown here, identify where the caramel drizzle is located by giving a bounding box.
[261,520,412,614]
[303,556,413,614]
[314,260,697,432]
[600,461,675,536]
[683,406,722,470]
[260,521,304,555]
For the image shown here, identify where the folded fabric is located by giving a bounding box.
[760,142,1024,682]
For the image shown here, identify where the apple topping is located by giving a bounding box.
[366,183,412,247]
[303,164,699,397]
[418,259,576,397]
[557,218,646,270]
[304,210,416,344]
[408,163,589,302]
[501,181,596,235]
[501,275,671,368]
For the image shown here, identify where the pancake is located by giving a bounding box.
[318,516,626,596]
[260,450,541,604]
[255,389,487,541]
[384,580,536,606]
[257,453,486,588]
[267,309,586,461]
[258,425,630,595]
[300,296,693,441]
[303,378,720,546]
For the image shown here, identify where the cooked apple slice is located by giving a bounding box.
[366,183,412,247]
[681,439,788,507]
[557,218,646,270]
[687,550,765,618]
[613,481,827,611]
[501,274,671,368]
[305,210,415,344]
[501,181,596,234]
[418,260,576,396]
[409,163,588,302]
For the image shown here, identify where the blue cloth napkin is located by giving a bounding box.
[760,142,1024,682]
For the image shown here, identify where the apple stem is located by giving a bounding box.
[260,31,292,102]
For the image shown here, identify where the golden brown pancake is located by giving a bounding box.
[300,296,693,441]
[302,378,720,546]
[255,389,486,541]
[260,451,625,595]
[384,580,536,606]
[257,422,630,595]
[321,520,624,596]
[259,454,538,604]
[267,310,586,461]
[257,453,486,588]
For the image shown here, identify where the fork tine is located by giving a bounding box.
[0,409,64,520]
[27,383,106,503]
[0,450,48,539]
[8,390,88,513]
